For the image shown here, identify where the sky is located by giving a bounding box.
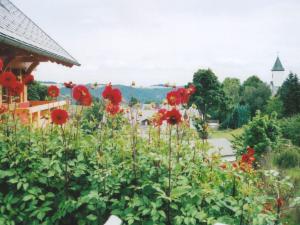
[13,0,300,86]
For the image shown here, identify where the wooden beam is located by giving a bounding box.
[26,61,40,74]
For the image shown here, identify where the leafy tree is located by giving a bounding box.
[233,111,281,158]
[240,76,271,116]
[222,77,241,108]
[221,104,251,129]
[27,81,48,101]
[278,73,300,116]
[188,69,225,120]
[265,97,284,118]
[129,96,139,107]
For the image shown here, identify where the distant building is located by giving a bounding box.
[271,56,285,95]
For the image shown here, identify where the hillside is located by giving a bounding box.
[58,84,172,103]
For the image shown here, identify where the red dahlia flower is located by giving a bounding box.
[23,74,34,85]
[166,90,180,106]
[48,85,60,98]
[0,105,7,114]
[177,88,189,104]
[165,108,182,125]
[102,84,122,105]
[64,81,75,89]
[153,108,167,126]
[105,103,120,116]
[276,197,284,208]
[0,58,3,71]
[247,146,255,156]
[51,109,68,125]
[72,85,92,106]
[187,84,196,95]
[80,92,92,106]
[9,81,24,96]
[0,72,17,88]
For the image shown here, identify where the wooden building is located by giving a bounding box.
[0,0,79,125]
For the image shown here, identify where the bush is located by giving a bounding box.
[233,111,281,158]
[221,104,250,129]
[27,81,48,101]
[274,148,300,169]
[279,114,300,147]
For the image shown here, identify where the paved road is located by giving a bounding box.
[207,138,236,162]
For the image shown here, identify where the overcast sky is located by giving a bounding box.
[13,0,300,86]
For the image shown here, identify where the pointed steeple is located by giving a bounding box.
[271,57,285,71]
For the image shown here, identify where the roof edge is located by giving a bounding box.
[0,32,80,67]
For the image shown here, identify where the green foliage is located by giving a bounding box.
[27,81,48,101]
[129,97,139,107]
[279,114,300,147]
[278,73,300,116]
[240,76,272,116]
[193,117,209,140]
[274,148,300,169]
[189,69,225,120]
[222,77,241,108]
[0,107,293,225]
[233,112,281,158]
[221,104,250,129]
[266,97,284,118]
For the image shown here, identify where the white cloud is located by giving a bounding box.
[12,0,300,85]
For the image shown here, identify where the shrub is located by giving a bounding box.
[274,148,300,169]
[279,114,300,147]
[233,111,281,158]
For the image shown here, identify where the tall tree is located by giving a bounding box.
[222,77,241,108]
[278,73,300,116]
[188,69,225,120]
[241,76,271,116]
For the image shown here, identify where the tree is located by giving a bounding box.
[222,77,241,108]
[27,81,48,101]
[188,69,225,121]
[278,73,300,116]
[241,76,271,116]
[265,97,284,118]
[129,96,139,107]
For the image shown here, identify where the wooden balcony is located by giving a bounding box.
[14,100,68,126]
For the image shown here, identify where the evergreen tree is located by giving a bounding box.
[278,73,300,116]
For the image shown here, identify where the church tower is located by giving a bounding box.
[271,56,285,95]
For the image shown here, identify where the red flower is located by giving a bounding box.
[80,92,92,106]
[64,81,75,89]
[187,84,196,95]
[220,163,227,169]
[177,88,189,104]
[72,85,92,106]
[276,197,284,208]
[232,162,238,169]
[51,109,68,125]
[0,105,7,114]
[153,108,167,126]
[165,108,182,125]
[9,81,24,96]
[0,72,17,88]
[166,90,180,106]
[23,74,34,85]
[0,58,3,71]
[247,147,255,156]
[102,83,122,105]
[105,103,120,116]
[48,85,60,98]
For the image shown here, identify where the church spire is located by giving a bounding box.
[271,56,285,71]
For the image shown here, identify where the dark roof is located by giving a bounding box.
[0,0,80,66]
[271,56,284,71]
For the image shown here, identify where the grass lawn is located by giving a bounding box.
[210,128,244,140]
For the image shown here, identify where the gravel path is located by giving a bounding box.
[207,138,236,162]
